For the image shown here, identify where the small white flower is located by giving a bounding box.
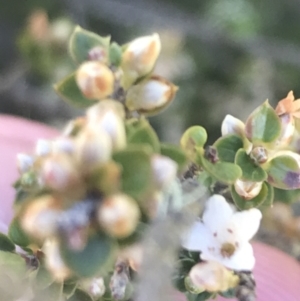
[35,139,52,156]
[17,153,34,173]
[182,194,262,271]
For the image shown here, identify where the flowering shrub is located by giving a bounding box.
[1,26,300,301]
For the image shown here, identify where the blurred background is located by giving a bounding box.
[1,0,300,260]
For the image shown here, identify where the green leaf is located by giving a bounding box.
[68,289,93,301]
[245,100,281,145]
[161,143,188,171]
[63,282,78,299]
[127,119,160,152]
[109,42,123,67]
[35,263,55,290]
[54,72,98,108]
[69,26,110,64]
[8,217,30,247]
[259,182,274,210]
[265,152,300,189]
[113,146,152,199]
[231,182,269,210]
[235,149,267,182]
[214,134,243,163]
[172,274,186,293]
[0,233,15,252]
[199,155,242,185]
[33,282,63,301]
[273,187,300,203]
[219,288,236,298]
[180,126,207,156]
[61,233,115,278]
[185,291,215,301]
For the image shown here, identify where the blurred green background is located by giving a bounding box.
[1,0,300,260]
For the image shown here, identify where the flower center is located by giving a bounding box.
[220,243,236,258]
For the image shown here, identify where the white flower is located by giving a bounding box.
[182,194,262,271]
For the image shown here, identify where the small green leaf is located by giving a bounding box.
[172,274,186,292]
[35,263,55,290]
[273,187,300,203]
[235,149,267,182]
[113,146,152,199]
[63,282,78,299]
[181,126,207,156]
[199,155,242,185]
[231,182,269,210]
[185,291,215,301]
[68,289,93,301]
[219,288,236,298]
[54,72,98,108]
[0,233,15,252]
[109,42,123,67]
[259,182,274,210]
[214,134,243,163]
[161,143,188,171]
[61,233,115,278]
[69,26,110,64]
[8,218,30,247]
[265,152,300,189]
[127,119,160,152]
[245,100,281,145]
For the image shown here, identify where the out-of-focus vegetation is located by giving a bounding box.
[1,0,300,259]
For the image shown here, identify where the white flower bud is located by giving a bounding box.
[121,33,161,88]
[52,137,75,154]
[39,154,81,191]
[35,139,52,156]
[151,155,177,189]
[80,277,106,298]
[17,153,34,173]
[21,195,60,239]
[221,115,245,136]
[76,61,114,99]
[75,127,112,172]
[87,101,126,150]
[234,179,263,200]
[97,194,140,238]
[43,238,71,281]
[125,76,178,115]
[189,261,239,292]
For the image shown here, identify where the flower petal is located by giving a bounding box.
[182,221,211,251]
[202,195,234,233]
[229,208,262,242]
[200,242,255,271]
[221,115,245,136]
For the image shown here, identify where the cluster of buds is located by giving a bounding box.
[10,28,184,299]
[69,27,177,116]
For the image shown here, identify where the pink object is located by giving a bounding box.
[0,114,58,227]
[0,115,300,300]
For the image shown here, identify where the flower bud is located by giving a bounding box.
[76,61,114,99]
[87,101,126,150]
[43,238,71,281]
[121,33,161,88]
[80,277,106,298]
[75,127,112,172]
[39,153,81,191]
[125,76,178,115]
[52,137,75,154]
[189,261,239,292]
[120,244,143,272]
[17,153,34,173]
[250,146,268,164]
[35,139,52,156]
[234,179,263,200]
[88,46,108,63]
[21,195,60,239]
[221,114,245,136]
[97,194,140,238]
[151,155,177,189]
